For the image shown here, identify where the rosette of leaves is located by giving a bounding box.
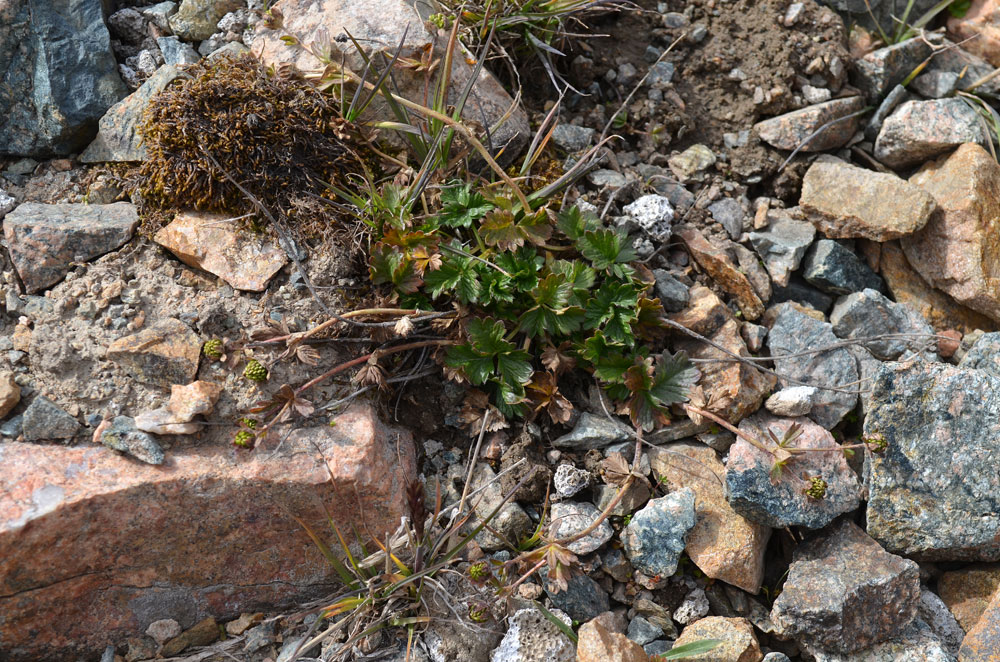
[367,182,698,430]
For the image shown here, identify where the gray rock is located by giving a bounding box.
[552,412,630,450]
[771,519,920,653]
[553,463,590,498]
[541,569,609,623]
[81,65,183,163]
[22,396,80,441]
[865,84,909,141]
[808,618,955,662]
[673,587,710,624]
[587,169,627,188]
[601,547,633,582]
[852,37,934,100]
[551,124,594,152]
[550,500,613,555]
[668,144,715,181]
[157,36,201,65]
[489,608,574,662]
[865,362,1000,560]
[107,8,150,45]
[593,481,650,517]
[0,189,15,219]
[1,415,24,438]
[647,61,675,86]
[765,386,817,417]
[727,413,861,529]
[637,164,697,210]
[3,202,139,293]
[169,0,243,40]
[959,331,1000,377]
[763,654,792,662]
[627,615,663,646]
[924,40,1000,96]
[633,598,678,638]
[0,0,129,156]
[622,194,674,239]
[141,2,180,32]
[911,70,960,98]
[754,96,865,152]
[470,464,532,552]
[622,488,696,581]
[749,215,816,287]
[741,322,768,353]
[803,240,884,295]
[709,198,744,240]
[101,416,166,465]
[767,303,858,429]
[830,288,935,360]
[5,158,37,176]
[653,269,690,312]
[644,640,674,657]
[848,344,882,415]
[875,98,987,169]
[917,588,963,656]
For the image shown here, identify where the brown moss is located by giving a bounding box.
[136,53,370,238]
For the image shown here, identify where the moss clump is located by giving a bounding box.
[137,54,368,237]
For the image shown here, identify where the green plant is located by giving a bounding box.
[202,338,223,359]
[243,358,268,382]
[651,639,725,660]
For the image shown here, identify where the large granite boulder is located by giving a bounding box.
[0,0,128,156]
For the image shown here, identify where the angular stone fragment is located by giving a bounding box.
[919,587,965,655]
[160,616,219,657]
[866,362,1000,560]
[748,214,816,287]
[800,158,937,241]
[489,609,574,662]
[938,564,1000,632]
[830,288,935,360]
[960,332,1000,377]
[949,0,1000,67]
[552,412,630,450]
[771,519,920,653]
[879,241,996,334]
[803,240,884,295]
[135,381,222,435]
[651,443,770,593]
[0,404,415,661]
[904,143,1000,321]
[767,303,858,429]
[678,228,764,320]
[0,372,21,419]
[81,66,183,163]
[576,619,648,662]
[542,571,609,623]
[727,414,860,529]
[469,463,532,552]
[169,0,242,40]
[673,287,776,424]
[21,396,80,442]
[959,588,1000,662]
[755,96,864,152]
[550,501,613,555]
[3,203,139,293]
[107,318,201,388]
[852,37,934,99]
[622,488,696,586]
[809,618,956,662]
[154,211,289,292]
[875,99,987,169]
[673,617,763,662]
[100,416,165,465]
[765,386,816,417]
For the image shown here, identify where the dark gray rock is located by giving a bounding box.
[81,66,182,163]
[593,481,650,517]
[469,464,532,552]
[917,588,964,656]
[767,303,858,429]
[771,519,920,653]
[157,36,201,66]
[653,269,690,312]
[601,547,633,582]
[0,0,129,156]
[959,331,1000,377]
[865,84,909,141]
[552,412,630,450]
[3,203,139,293]
[851,37,934,100]
[770,277,834,313]
[644,640,674,657]
[865,362,1000,560]
[803,240,884,295]
[1,414,24,438]
[727,413,861,529]
[830,288,934,360]
[550,501,613,555]
[541,569,609,623]
[622,488,696,581]
[101,416,165,465]
[22,396,81,441]
[708,198,744,240]
[875,98,987,169]
[749,215,816,287]
[647,61,675,86]
[910,70,960,98]
[551,124,594,152]
[627,615,663,646]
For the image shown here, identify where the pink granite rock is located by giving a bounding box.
[0,403,416,661]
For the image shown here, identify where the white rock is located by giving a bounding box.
[673,588,710,624]
[765,386,818,417]
[623,194,674,239]
[490,608,574,662]
[553,463,590,498]
[146,618,181,645]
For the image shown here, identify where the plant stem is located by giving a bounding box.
[295,339,454,395]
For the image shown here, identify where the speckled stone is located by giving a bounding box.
[673,617,763,662]
[852,37,934,99]
[958,588,1000,662]
[809,618,955,662]
[622,488,696,586]
[938,564,1000,632]
[107,318,201,388]
[904,143,1000,322]
[748,214,816,288]
[3,203,139,293]
[771,519,920,653]
[918,587,965,655]
[551,412,630,450]
[875,98,988,169]
[830,288,935,360]
[21,395,80,442]
[766,303,858,429]
[803,240,884,296]
[678,228,763,321]
[576,619,648,662]
[541,569,609,624]
[549,501,613,555]
[755,96,864,152]
[489,608,574,662]
[100,416,165,465]
[727,413,861,529]
[865,362,1000,560]
[960,332,1000,377]
[650,443,771,593]
[168,0,242,40]
[800,158,936,242]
